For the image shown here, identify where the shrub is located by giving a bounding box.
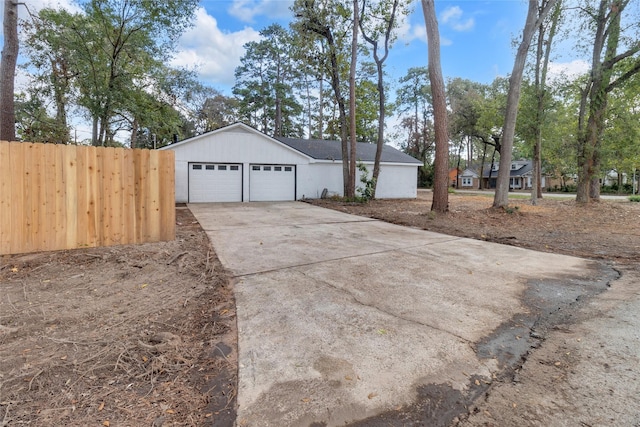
[629,195,640,203]
[356,163,376,202]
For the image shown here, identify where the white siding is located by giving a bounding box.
[369,164,418,199]
[296,162,418,200]
[297,163,344,199]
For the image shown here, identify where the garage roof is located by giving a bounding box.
[275,137,423,165]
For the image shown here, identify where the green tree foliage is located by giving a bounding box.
[21,0,200,146]
[396,67,433,162]
[292,0,353,195]
[233,24,304,137]
[574,0,640,202]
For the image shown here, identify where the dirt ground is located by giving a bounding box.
[0,207,237,427]
[309,190,640,265]
[2,191,639,427]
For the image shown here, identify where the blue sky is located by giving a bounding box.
[170,0,589,94]
[11,0,589,95]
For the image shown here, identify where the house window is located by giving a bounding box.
[511,164,518,170]
[218,165,227,171]
[264,166,271,171]
[274,166,282,171]
[461,177,473,187]
[230,165,239,171]
[284,166,292,172]
[205,165,215,170]
[252,165,260,171]
[192,164,202,170]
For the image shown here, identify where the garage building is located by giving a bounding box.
[161,123,422,203]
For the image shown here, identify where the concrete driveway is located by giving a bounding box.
[188,202,615,426]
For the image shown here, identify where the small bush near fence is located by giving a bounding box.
[0,141,175,255]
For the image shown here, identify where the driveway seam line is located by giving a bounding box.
[228,237,464,278]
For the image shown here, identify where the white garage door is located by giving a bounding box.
[249,165,295,201]
[189,163,242,202]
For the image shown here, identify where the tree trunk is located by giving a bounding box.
[479,142,487,189]
[274,97,282,137]
[347,0,359,199]
[130,118,138,149]
[421,0,448,213]
[575,0,634,203]
[0,0,18,141]
[360,0,399,199]
[494,0,558,208]
[531,1,560,204]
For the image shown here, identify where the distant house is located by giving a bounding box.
[459,168,480,188]
[603,170,627,187]
[481,160,547,190]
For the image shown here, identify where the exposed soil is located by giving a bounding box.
[2,192,639,426]
[0,207,236,427]
[309,190,640,265]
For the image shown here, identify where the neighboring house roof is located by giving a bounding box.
[460,168,479,178]
[482,160,533,178]
[275,137,423,165]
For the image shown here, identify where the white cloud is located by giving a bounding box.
[227,0,293,23]
[441,6,463,23]
[15,0,82,15]
[547,59,590,82]
[440,6,474,32]
[397,21,451,46]
[171,8,261,88]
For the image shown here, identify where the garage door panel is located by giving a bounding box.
[189,163,242,203]
[250,165,295,201]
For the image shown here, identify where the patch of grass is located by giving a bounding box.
[504,205,520,214]
[629,195,640,203]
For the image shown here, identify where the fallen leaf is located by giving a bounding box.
[512,403,517,408]
[11,267,18,272]
[140,283,148,289]
[474,379,480,386]
[344,376,353,381]
[301,398,310,403]
[98,402,105,411]
[377,329,387,335]
[368,392,378,399]
[103,421,110,427]
[60,355,67,360]
[205,413,213,418]
[166,409,175,414]
[554,362,561,366]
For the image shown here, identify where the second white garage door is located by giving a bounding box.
[249,165,295,201]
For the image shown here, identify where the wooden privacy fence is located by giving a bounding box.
[0,141,175,255]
